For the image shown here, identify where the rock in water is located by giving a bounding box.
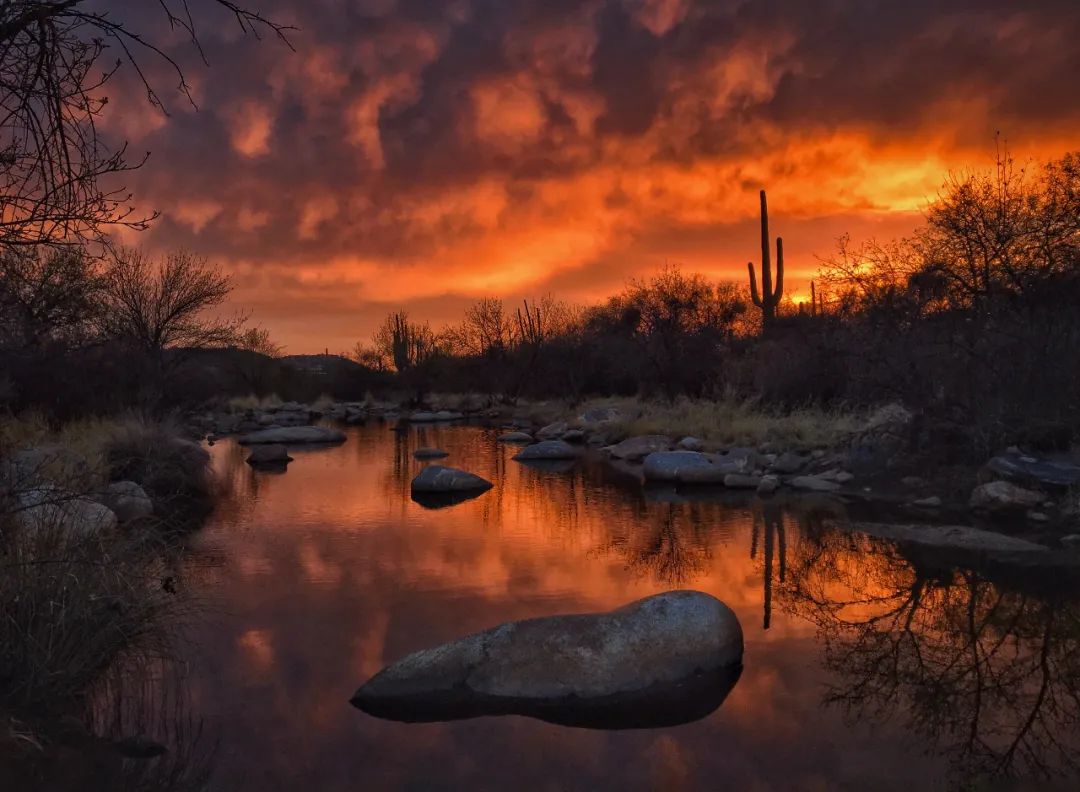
[239,426,346,445]
[608,435,672,461]
[246,444,293,468]
[414,448,450,460]
[513,440,579,461]
[411,465,493,493]
[497,431,534,444]
[535,421,569,441]
[351,591,743,728]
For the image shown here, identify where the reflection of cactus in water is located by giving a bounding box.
[751,502,787,630]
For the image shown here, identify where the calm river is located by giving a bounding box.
[165,422,1080,790]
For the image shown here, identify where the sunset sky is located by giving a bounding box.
[101,0,1080,353]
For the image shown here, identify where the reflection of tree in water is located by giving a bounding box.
[85,657,216,791]
[602,504,714,585]
[779,527,1080,784]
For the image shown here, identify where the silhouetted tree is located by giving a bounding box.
[0,1,289,248]
[99,248,243,404]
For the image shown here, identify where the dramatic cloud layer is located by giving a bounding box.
[98,0,1080,351]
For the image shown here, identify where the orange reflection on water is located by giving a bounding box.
[182,423,1080,790]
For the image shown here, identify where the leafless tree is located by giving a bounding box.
[99,247,243,360]
[237,325,282,358]
[0,243,101,349]
[0,1,290,248]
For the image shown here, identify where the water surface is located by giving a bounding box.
[174,423,1080,790]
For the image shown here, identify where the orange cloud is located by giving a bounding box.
[101,0,1080,352]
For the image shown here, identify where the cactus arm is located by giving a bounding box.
[748,261,762,307]
[773,237,784,302]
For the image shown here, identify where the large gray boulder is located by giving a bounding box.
[351,591,743,728]
[984,452,1080,489]
[99,481,153,523]
[16,489,118,540]
[608,435,672,461]
[239,426,346,445]
[513,441,579,461]
[411,465,493,493]
[970,481,1044,512]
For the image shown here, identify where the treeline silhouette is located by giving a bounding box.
[3,150,1078,461]
[352,149,1080,460]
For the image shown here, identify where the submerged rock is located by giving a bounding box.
[513,440,579,461]
[411,465,493,494]
[414,448,450,460]
[351,591,743,729]
[970,481,1044,512]
[239,426,346,445]
[846,522,1050,557]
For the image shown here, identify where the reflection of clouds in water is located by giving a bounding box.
[300,541,344,585]
[237,629,275,673]
[183,426,1080,789]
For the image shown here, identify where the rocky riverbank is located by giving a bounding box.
[192,395,1080,549]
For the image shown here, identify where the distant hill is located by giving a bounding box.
[281,353,367,376]
[161,349,386,403]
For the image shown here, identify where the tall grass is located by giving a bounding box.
[226,393,283,412]
[564,396,867,449]
[0,517,186,713]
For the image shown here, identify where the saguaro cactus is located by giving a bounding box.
[747,189,784,332]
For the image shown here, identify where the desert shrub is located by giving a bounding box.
[99,417,213,526]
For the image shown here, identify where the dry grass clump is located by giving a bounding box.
[99,416,213,526]
[226,393,283,412]
[568,396,867,450]
[0,515,183,713]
